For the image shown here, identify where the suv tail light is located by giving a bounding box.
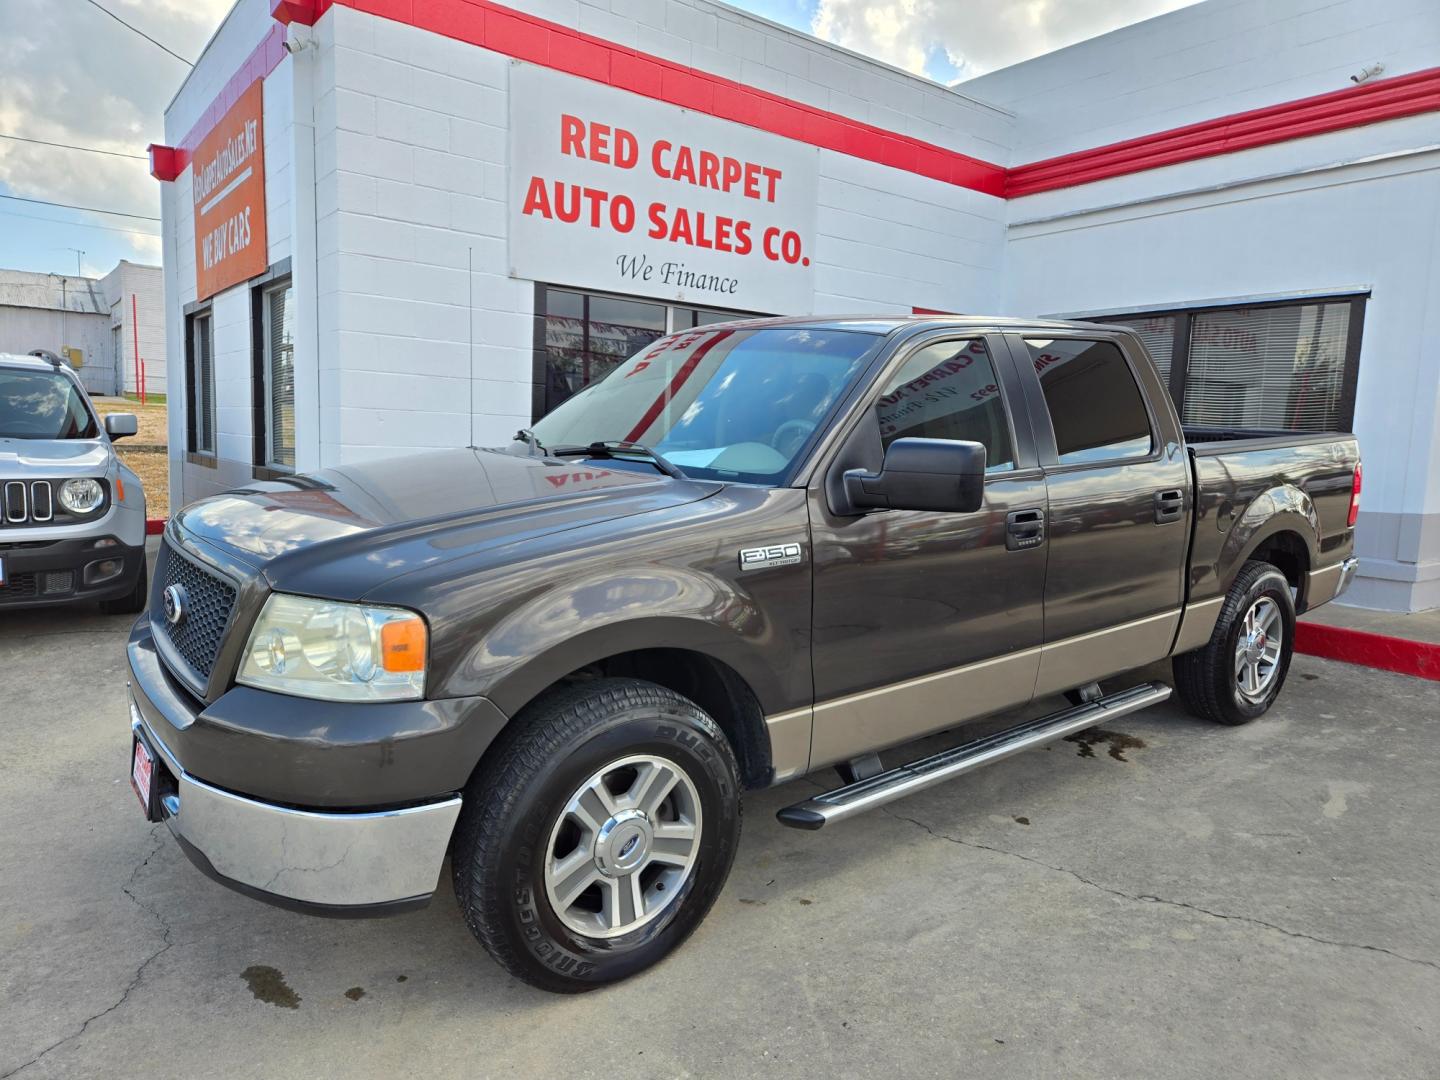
[1348,463,1362,528]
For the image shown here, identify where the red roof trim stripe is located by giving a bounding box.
[1006,64,1440,197]
[150,23,286,179]
[329,0,1007,196]
[153,0,1440,200]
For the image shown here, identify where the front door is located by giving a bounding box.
[808,334,1048,769]
[1008,333,1191,696]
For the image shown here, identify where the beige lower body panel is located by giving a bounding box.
[1032,609,1180,698]
[764,706,815,783]
[1172,595,1225,654]
[790,609,1184,777]
[806,647,1041,772]
[1305,557,1360,610]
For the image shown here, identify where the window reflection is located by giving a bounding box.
[1026,339,1153,465]
[541,288,758,414]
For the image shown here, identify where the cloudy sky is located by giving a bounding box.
[0,0,1192,277]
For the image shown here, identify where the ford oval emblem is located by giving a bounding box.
[162,583,188,626]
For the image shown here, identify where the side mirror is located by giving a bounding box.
[105,413,139,440]
[840,438,986,515]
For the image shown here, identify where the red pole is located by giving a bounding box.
[131,294,145,405]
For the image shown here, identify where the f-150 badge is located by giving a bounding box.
[739,543,802,570]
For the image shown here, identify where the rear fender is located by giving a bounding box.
[1219,483,1319,591]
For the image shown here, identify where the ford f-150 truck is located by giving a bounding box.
[125,316,1360,991]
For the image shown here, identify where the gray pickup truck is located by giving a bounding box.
[125,316,1360,991]
[1,351,148,612]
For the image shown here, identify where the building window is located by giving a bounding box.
[1085,294,1364,433]
[186,308,215,456]
[877,339,1016,472]
[535,286,761,416]
[259,280,295,469]
[1184,302,1351,432]
[1026,338,1153,465]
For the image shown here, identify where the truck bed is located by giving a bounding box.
[1184,428,1360,611]
[1183,427,1356,455]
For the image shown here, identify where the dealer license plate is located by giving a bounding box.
[131,735,156,819]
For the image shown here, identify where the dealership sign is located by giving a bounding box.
[509,65,818,313]
[192,80,267,301]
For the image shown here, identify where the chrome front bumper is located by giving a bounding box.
[132,705,461,914]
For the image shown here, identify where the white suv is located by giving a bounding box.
[0,352,149,613]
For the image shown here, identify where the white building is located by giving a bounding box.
[0,262,166,397]
[0,268,112,394]
[151,0,1440,610]
[101,260,168,398]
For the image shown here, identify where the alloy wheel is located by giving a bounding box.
[543,754,702,939]
[1234,596,1284,702]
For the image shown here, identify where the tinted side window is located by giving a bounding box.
[877,339,1015,472]
[1026,339,1152,465]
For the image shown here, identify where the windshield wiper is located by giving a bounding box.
[550,440,687,480]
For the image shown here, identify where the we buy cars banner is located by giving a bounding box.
[510,65,819,313]
[192,80,267,301]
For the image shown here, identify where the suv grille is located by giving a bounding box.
[0,570,73,604]
[3,481,52,524]
[157,542,237,682]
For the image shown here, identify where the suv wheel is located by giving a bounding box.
[99,559,148,615]
[452,678,741,992]
[1173,560,1296,725]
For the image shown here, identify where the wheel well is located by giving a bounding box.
[1249,531,1311,608]
[552,649,774,790]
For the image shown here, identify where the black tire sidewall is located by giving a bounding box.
[100,559,148,614]
[492,699,739,989]
[1217,567,1295,722]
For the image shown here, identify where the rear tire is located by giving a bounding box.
[1173,560,1295,725]
[451,678,741,992]
[99,559,148,615]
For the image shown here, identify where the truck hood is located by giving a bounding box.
[0,438,111,473]
[173,448,723,601]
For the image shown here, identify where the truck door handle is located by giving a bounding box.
[1006,508,1045,551]
[1154,488,1185,524]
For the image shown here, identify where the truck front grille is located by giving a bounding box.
[156,541,237,682]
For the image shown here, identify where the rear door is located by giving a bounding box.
[807,332,1048,769]
[1005,332,1190,696]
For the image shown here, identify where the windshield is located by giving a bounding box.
[0,368,99,440]
[530,327,878,483]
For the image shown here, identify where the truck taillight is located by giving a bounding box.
[1348,463,1362,527]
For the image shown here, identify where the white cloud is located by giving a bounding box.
[0,0,230,262]
[811,0,1198,79]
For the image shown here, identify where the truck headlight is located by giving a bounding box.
[237,594,427,702]
[59,478,105,514]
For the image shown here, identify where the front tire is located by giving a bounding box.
[452,678,741,992]
[1173,560,1295,725]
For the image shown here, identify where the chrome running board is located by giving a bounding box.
[776,682,1172,830]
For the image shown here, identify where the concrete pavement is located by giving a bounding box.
[1,571,1437,1079]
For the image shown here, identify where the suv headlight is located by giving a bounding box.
[237,594,427,702]
[59,478,105,514]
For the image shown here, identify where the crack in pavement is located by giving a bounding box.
[2,827,178,1079]
[882,807,1440,974]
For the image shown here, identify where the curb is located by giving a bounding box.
[1294,621,1440,682]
